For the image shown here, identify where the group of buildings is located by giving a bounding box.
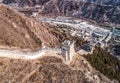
[39,16,120,59]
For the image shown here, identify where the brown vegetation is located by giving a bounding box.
[0,4,66,50]
[0,56,92,83]
[0,53,114,83]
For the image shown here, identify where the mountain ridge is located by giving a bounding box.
[2,0,120,25]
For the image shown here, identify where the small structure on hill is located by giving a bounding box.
[61,40,75,61]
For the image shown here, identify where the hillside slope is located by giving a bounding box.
[0,4,61,50]
[0,55,113,83]
[0,56,90,83]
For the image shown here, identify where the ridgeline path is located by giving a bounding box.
[0,48,62,60]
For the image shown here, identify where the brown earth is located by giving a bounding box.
[0,56,91,83]
[0,4,64,51]
[0,54,114,83]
